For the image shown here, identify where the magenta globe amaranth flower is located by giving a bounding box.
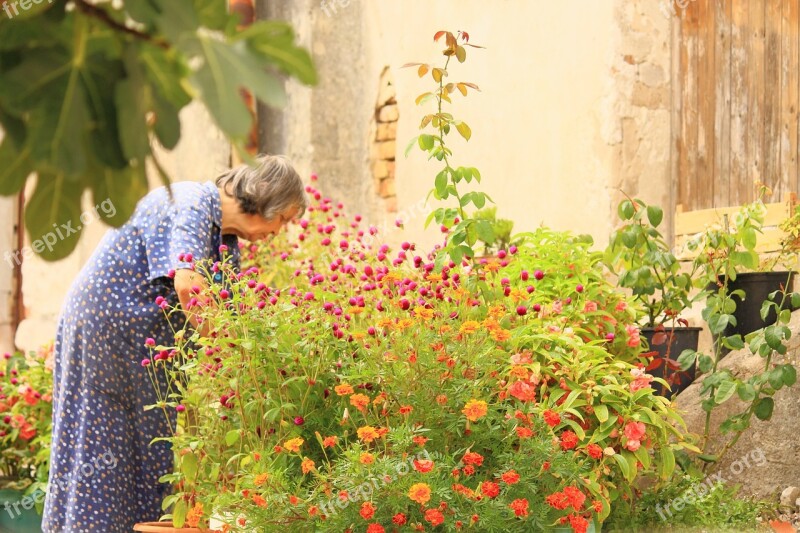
[176,405,186,412]
[534,270,544,280]
[516,305,527,316]
[293,416,305,425]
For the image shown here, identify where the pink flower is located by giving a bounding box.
[626,439,641,451]
[615,301,628,312]
[630,376,653,392]
[583,301,598,313]
[625,325,640,348]
[510,352,532,365]
[624,421,646,441]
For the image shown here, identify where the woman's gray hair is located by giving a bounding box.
[216,154,308,220]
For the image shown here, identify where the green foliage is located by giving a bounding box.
[405,30,492,267]
[473,207,516,255]
[0,1,315,260]
[605,197,704,328]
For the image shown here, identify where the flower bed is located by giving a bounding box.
[144,178,691,532]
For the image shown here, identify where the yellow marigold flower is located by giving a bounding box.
[378,318,394,329]
[301,457,315,474]
[459,321,480,334]
[509,288,526,302]
[254,473,269,486]
[509,365,530,380]
[322,436,338,448]
[335,384,354,396]
[349,306,365,315]
[383,271,402,283]
[284,437,304,453]
[491,328,512,342]
[408,483,432,505]
[462,399,488,422]
[439,324,451,334]
[396,318,414,330]
[485,260,501,272]
[426,273,443,282]
[488,305,506,319]
[351,331,366,340]
[414,306,435,320]
[372,392,388,405]
[360,452,375,465]
[357,426,381,443]
[350,393,370,411]
[482,317,501,331]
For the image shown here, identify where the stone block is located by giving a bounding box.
[372,160,389,180]
[378,105,399,123]
[378,141,396,160]
[376,122,397,141]
[379,178,396,198]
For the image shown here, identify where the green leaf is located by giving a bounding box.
[741,227,757,250]
[618,200,635,220]
[181,452,198,481]
[190,37,286,139]
[225,429,240,446]
[737,383,756,402]
[714,380,737,405]
[455,121,471,141]
[0,116,33,196]
[89,163,148,228]
[708,314,731,335]
[781,364,797,386]
[115,51,151,161]
[236,21,317,85]
[434,170,448,198]
[455,45,466,63]
[594,404,609,423]
[754,397,774,421]
[475,220,495,245]
[172,499,187,528]
[676,349,697,371]
[646,205,663,227]
[152,90,181,150]
[24,173,84,261]
[657,447,675,480]
[418,134,435,151]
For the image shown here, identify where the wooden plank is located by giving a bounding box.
[670,11,683,247]
[743,0,766,205]
[696,0,716,207]
[679,1,702,210]
[765,0,783,196]
[784,0,800,195]
[675,199,795,235]
[714,0,732,208]
[730,0,749,208]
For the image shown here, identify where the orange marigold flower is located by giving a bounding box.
[545,492,570,510]
[289,495,299,505]
[563,486,586,510]
[399,405,413,415]
[569,514,589,533]
[360,501,376,520]
[335,384,354,395]
[413,459,434,473]
[414,306,434,320]
[425,273,443,282]
[462,399,488,422]
[490,328,512,342]
[516,426,534,439]
[592,500,603,513]
[357,426,380,443]
[586,443,603,459]
[408,483,432,505]
[509,498,529,517]
[186,502,204,527]
[322,436,338,448]
[509,365,530,380]
[543,409,561,427]
[254,473,269,486]
[463,465,475,476]
[308,505,319,516]
[412,435,428,446]
[283,437,304,453]
[360,452,375,465]
[459,321,480,334]
[252,494,267,508]
[396,318,414,330]
[392,513,407,525]
[301,457,316,474]
[480,481,500,498]
[436,394,448,405]
[367,524,385,533]
[350,393,370,411]
[501,470,520,484]
[462,452,484,466]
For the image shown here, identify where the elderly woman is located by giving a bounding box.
[42,155,307,532]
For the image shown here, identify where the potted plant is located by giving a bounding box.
[604,197,704,397]
[687,191,796,357]
[0,345,53,533]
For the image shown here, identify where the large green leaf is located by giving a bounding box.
[237,21,318,85]
[115,49,152,161]
[189,37,286,139]
[89,161,148,228]
[24,173,85,261]
[0,113,33,195]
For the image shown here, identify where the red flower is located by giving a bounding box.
[366,525,385,533]
[424,508,444,526]
[516,426,534,438]
[501,470,520,484]
[545,492,570,510]
[563,486,586,510]
[592,500,603,513]
[392,513,407,526]
[509,498,529,517]
[543,409,561,427]
[586,443,603,459]
[462,452,484,466]
[360,502,376,520]
[480,481,500,498]
[413,459,434,473]
[508,380,536,402]
[624,421,646,440]
[569,514,589,533]
[560,430,579,450]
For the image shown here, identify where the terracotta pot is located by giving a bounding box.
[133,522,205,533]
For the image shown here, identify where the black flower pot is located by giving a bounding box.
[707,271,796,356]
[642,327,702,398]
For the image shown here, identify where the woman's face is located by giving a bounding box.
[230,207,299,242]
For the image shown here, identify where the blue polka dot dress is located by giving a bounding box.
[42,181,239,532]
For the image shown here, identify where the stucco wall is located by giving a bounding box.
[264,0,673,252]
